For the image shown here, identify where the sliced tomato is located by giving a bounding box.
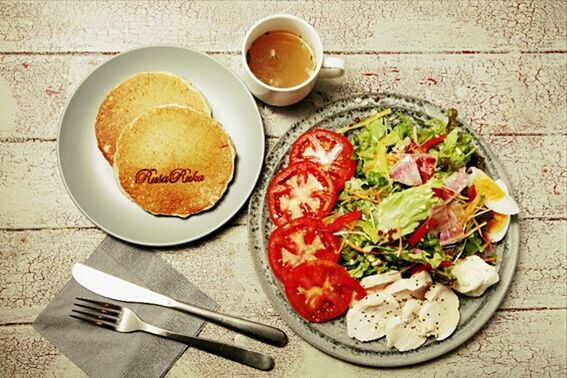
[285,260,367,323]
[289,129,355,190]
[267,161,337,226]
[268,217,339,283]
[327,210,362,233]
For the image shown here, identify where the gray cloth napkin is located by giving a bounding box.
[33,236,218,378]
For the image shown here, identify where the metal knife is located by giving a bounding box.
[71,263,287,347]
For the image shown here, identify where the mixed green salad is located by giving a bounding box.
[330,108,501,284]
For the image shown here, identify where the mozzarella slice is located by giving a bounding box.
[382,278,410,296]
[401,298,423,323]
[360,271,402,294]
[346,293,400,342]
[406,271,433,299]
[452,255,500,297]
[417,283,460,341]
[385,316,427,352]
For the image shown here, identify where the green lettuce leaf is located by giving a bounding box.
[373,183,437,238]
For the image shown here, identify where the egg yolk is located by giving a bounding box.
[473,176,505,200]
[487,213,508,233]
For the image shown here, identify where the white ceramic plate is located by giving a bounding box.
[248,93,519,366]
[58,46,264,246]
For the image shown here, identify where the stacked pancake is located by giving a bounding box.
[95,72,235,218]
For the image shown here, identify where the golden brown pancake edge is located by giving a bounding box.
[113,104,235,218]
[95,71,211,165]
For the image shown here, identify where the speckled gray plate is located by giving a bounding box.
[248,93,519,367]
[58,46,264,246]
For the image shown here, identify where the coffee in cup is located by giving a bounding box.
[242,14,345,106]
[246,30,316,89]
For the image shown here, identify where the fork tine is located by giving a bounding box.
[74,302,121,316]
[70,314,117,331]
[76,297,121,310]
[71,308,119,324]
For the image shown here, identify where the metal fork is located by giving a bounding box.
[71,298,274,371]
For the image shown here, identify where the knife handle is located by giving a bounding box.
[170,300,288,347]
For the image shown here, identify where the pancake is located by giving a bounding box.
[113,105,235,218]
[96,72,210,165]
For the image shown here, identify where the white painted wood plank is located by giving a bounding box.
[1,1,565,53]
[1,54,565,139]
[0,220,565,325]
[1,134,564,229]
[1,310,565,377]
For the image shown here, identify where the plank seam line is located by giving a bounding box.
[2,133,566,143]
[1,227,99,231]
[498,307,567,313]
[1,50,566,56]
[1,307,565,327]
[0,217,563,232]
[0,223,246,231]
[0,138,57,143]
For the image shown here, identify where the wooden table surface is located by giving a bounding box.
[1,1,566,376]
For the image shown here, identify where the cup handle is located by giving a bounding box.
[319,56,345,79]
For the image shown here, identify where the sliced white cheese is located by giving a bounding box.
[346,293,400,342]
[452,255,500,297]
[360,271,402,294]
[385,316,427,352]
[406,271,433,299]
[401,298,423,323]
[418,283,460,341]
[382,278,410,296]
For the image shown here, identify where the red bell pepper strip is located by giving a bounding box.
[467,185,477,202]
[327,210,363,233]
[407,218,437,246]
[439,260,453,267]
[421,135,446,152]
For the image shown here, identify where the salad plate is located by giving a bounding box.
[248,93,519,366]
[58,46,264,246]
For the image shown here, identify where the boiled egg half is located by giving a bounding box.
[486,211,510,242]
[468,168,520,215]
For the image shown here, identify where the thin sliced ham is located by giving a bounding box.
[429,204,464,245]
[439,224,464,246]
[414,154,437,182]
[390,155,422,186]
[442,168,468,201]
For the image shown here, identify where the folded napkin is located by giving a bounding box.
[33,236,218,378]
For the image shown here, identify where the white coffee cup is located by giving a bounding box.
[241,14,345,106]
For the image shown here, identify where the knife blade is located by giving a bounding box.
[72,263,173,307]
[71,263,287,347]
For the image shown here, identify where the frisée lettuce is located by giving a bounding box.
[330,108,497,282]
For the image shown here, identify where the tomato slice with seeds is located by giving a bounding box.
[289,129,356,190]
[267,161,337,226]
[285,260,367,323]
[268,217,339,283]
